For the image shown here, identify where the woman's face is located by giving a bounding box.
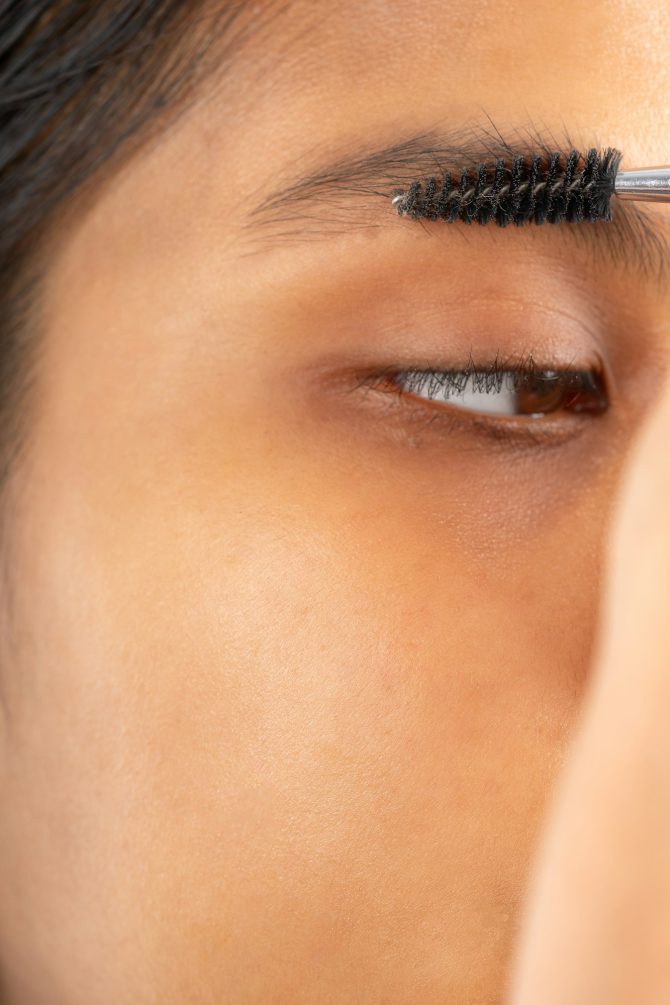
[1,1,669,1001]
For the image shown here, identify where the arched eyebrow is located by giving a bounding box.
[244,124,670,287]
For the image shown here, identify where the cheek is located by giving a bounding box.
[0,408,605,1001]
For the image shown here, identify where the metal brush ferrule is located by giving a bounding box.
[614,167,670,202]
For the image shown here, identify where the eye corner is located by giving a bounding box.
[351,359,611,451]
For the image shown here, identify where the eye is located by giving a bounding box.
[381,365,608,419]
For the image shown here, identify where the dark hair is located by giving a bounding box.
[0,1,245,482]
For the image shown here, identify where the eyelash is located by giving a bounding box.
[353,350,609,446]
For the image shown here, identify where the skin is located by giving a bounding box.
[509,374,670,1003]
[0,0,669,1002]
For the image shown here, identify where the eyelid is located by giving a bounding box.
[343,357,609,450]
[392,365,609,417]
[359,377,598,450]
[311,339,609,388]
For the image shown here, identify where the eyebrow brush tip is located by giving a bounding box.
[391,148,625,227]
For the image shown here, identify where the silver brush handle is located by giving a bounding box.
[614,167,670,202]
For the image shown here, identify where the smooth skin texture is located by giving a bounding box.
[509,375,670,1004]
[0,1,669,1002]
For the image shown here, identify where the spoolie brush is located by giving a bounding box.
[390,148,670,226]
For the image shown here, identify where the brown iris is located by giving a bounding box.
[513,370,608,416]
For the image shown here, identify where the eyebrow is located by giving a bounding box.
[244,120,670,286]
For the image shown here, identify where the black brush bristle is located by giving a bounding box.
[392,147,623,226]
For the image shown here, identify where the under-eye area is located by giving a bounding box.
[316,349,613,451]
[2,2,670,1004]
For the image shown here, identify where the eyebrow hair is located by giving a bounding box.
[245,119,670,286]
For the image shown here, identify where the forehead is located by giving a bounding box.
[171,0,669,262]
[226,0,669,158]
[44,0,670,312]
